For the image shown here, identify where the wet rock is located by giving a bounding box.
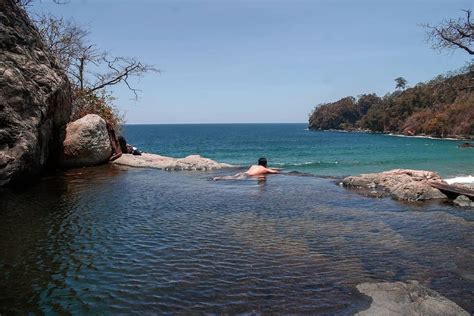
[458,142,473,148]
[356,280,469,316]
[0,0,72,186]
[343,169,447,201]
[61,114,112,168]
[451,182,474,191]
[112,153,233,171]
[453,195,474,208]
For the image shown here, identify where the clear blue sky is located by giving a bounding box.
[31,0,472,124]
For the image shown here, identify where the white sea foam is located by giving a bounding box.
[444,175,474,184]
[386,133,461,141]
[274,161,340,167]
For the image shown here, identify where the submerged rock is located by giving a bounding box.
[356,280,469,316]
[61,114,112,168]
[112,153,233,171]
[453,195,474,208]
[458,142,474,148]
[0,0,72,186]
[342,169,447,201]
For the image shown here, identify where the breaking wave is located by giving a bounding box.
[444,175,474,184]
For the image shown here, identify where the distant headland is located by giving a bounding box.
[308,69,473,140]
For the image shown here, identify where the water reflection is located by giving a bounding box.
[1,166,473,314]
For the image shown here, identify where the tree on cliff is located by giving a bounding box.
[34,13,158,98]
[20,6,158,130]
[424,9,474,55]
[14,0,68,8]
[394,77,408,90]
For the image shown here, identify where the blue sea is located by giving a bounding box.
[1,123,473,314]
[124,123,474,179]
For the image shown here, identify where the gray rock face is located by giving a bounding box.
[356,280,469,316]
[61,114,112,168]
[0,0,72,186]
[112,153,233,171]
[343,169,447,201]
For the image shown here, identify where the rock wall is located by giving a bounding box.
[0,0,72,186]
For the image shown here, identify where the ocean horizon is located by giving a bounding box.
[123,123,474,181]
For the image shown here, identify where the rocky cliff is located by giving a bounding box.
[0,0,72,186]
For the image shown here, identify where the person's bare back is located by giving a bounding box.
[244,157,280,176]
[245,165,279,176]
[212,157,279,180]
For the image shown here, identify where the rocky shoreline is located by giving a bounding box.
[313,128,473,141]
[112,153,233,171]
[342,169,447,201]
[355,280,469,315]
[341,169,474,207]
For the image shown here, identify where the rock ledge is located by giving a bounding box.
[342,169,447,201]
[356,280,469,316]
[112,153,233,171]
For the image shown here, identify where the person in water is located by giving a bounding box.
[213,157,280,180]
[245,157,280,176]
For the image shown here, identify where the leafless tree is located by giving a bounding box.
[424,9,474,55]
[33,13,158,99]
[89,56,157,99]
[15,0,69,8]
[34,14,90,71]
[14,0,33,7]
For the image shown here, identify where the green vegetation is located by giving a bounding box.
[310,9,474,139]
[308,68,474,138]
[394,77,408,90]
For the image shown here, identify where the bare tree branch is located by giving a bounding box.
[88,56,159,99]
[32,13,158,100]
[33,13,91,70]
[15,0,70,8]
[424,9,474,55]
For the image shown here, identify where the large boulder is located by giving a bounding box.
[0,0,72,186]
[61,114,112,168]
[342,169,447,201]
[356,280,469,316]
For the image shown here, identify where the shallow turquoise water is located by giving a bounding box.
[124,124,473,179]
[1,166,473,314]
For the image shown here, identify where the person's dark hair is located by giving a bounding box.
[258,157,267,167]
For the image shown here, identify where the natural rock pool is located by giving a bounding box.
[1,165,473,314]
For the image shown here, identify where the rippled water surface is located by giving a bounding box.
[1,165,473,314]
